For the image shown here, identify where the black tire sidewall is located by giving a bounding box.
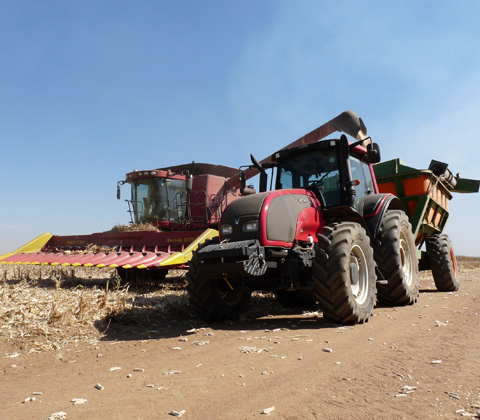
[313,222,376,324]
[426,234,459,291]
[374,210,420,306]
[186,243,251,322]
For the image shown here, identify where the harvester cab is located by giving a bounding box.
[116,162,252,231]
[118,168,190,227]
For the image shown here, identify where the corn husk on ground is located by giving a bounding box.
[0,265,188,352]
[2,257,478,354]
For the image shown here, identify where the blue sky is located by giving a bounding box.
[1,0,479,256]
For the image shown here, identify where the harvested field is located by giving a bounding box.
[0,265,280,354]
[0,266,190,352]
[1,257,480,419]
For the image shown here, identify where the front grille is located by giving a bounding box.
[199,239,260,259]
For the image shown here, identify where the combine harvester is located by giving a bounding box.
[0,111,369,281]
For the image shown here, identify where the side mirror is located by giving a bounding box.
[116,180,125,200]
[238,171,246,192]
[186,175,193,191]
[239,171,257,195]
[250,154,266,175]
[259,172,268,192]
[367,143,381,164]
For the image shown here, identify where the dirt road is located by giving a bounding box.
[1,259,480,420]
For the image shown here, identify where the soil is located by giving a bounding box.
[1,260,480,420]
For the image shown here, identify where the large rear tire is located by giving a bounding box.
[426,234,459,291]
[186,253,251,322]
[374,210,420,306]
[312,222,376,324]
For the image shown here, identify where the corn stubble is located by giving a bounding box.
[0,265,188,352]
[1,257,478,354]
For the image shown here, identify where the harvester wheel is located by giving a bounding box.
[426,234,459,291]
[187,253,251,322]
[374,210,420,306]
[312,222,376,324]
[117,268,167,284]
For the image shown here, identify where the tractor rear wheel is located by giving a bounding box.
[187,254,251,322]
[426,234,459,291]
[312,222,376,324]
[374,210,420,306]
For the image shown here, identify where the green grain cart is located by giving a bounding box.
[374,158,479,292]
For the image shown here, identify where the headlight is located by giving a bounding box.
[221,224,233,236]
[242,220,259,233]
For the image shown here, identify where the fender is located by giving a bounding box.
[321,206,370,233]
[361,193,405,239]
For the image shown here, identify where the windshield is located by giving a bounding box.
[131,178,187,223]
[276,148,342,206]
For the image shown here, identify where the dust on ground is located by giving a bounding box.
[1,258,479,420]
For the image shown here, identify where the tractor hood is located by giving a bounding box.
[220,190,323,246]
[220,193,268,242]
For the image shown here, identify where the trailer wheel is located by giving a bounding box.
[426,234,459,291]
[187,254,251,322]
[374,210,419,306]
[312,222,376,324]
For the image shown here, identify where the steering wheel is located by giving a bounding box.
[305,184,326,206]
[308,179,324,188]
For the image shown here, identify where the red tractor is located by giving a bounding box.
[187,122,420,324]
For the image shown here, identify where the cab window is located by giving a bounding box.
[349,155,375,209]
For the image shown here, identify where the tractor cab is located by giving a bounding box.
[270,135,381,211]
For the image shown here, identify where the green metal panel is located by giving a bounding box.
[373,159,451,241]
[373,158,417,177]
[453,177,480,193]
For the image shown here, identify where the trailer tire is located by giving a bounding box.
[426,234,459,291]
[187,253,251,322]
[374,210,419,306]
[312,222,376,324]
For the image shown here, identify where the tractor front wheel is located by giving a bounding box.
[312,222,376,324]
[374,210,420,306]
[426,234,459,291]
[187,255,251,322]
